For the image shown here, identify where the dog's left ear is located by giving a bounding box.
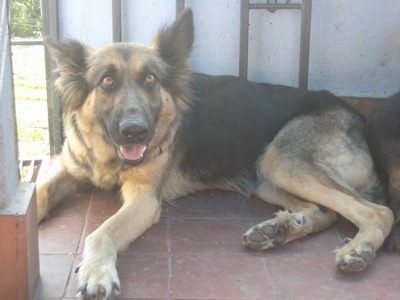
[152,9,194,78]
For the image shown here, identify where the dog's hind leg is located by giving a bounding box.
[244,110,394,272]
[279,176,392,272]
[244,182,337,250]
[249,142,392,272]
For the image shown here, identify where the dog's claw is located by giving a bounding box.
[76,283,87,297]
[112,282,121,293]
[77,285,117,300]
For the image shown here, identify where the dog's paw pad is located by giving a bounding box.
[243,222,286,251]
[335,246,375,273]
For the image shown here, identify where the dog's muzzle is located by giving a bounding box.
[117,120,150,164]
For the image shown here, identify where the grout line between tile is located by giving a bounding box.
[63,189,95,298]
[76,188,96,253]
[360,271,380,300]
[261,256,276,300]
[61,253,78,299]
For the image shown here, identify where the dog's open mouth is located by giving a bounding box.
[118,144,147,164]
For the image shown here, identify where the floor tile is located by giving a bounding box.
[363,251,400,299]
[123,218,169,255]
[170,218,254,255]
[39,217,85,254]
[171,254,272,299]
[36,254,75,299]
[168,190,248,218]
[117,254,170,299]
[48,192,91,219]
[246,196,281,219]
[87,189,122,220]
[265,255,375,300]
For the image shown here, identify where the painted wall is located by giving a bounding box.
[57,0,400,97]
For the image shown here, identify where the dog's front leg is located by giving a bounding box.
[36,156,86,222]
[76,183,161,300]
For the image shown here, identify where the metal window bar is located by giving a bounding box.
[176,0,185,16]
[113,0,122,43]
[239,0,312,89]
[42,0,62,156]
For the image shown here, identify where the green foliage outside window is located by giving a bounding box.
[9,0,42,38]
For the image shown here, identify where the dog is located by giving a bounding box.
[366,92,400,252]
[38,9,394,299]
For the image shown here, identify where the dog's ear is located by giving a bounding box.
[45,38,92,113]
[152,9,194,85]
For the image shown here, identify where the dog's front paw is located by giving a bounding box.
[75,259,121,300]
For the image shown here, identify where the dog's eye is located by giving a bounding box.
[144,74,157,86]
[101,76,114,87]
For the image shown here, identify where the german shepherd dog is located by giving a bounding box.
[38,9,394,299]
[366,92,400,252]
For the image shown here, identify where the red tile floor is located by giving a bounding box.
[35,189,400,300]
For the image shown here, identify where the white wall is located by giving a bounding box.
[58,0,114,48]
[57,0,400,97]
[309,0,400,97]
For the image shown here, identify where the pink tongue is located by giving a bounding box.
[119,145,147,161]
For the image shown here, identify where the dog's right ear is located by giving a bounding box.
[45,38,92,113]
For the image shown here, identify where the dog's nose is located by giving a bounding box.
[119,120,148,143]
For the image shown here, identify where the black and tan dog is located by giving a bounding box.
[38,9,394,299]
[367,92,400,252]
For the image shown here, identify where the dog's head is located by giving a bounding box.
[46,9,194,164]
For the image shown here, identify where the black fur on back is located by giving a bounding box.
[178,73,363,193]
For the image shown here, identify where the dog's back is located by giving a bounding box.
[179,73,365,194]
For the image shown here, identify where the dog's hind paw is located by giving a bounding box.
[75,261,121,300]
[335,239,375,272]
[243,219,287,251]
